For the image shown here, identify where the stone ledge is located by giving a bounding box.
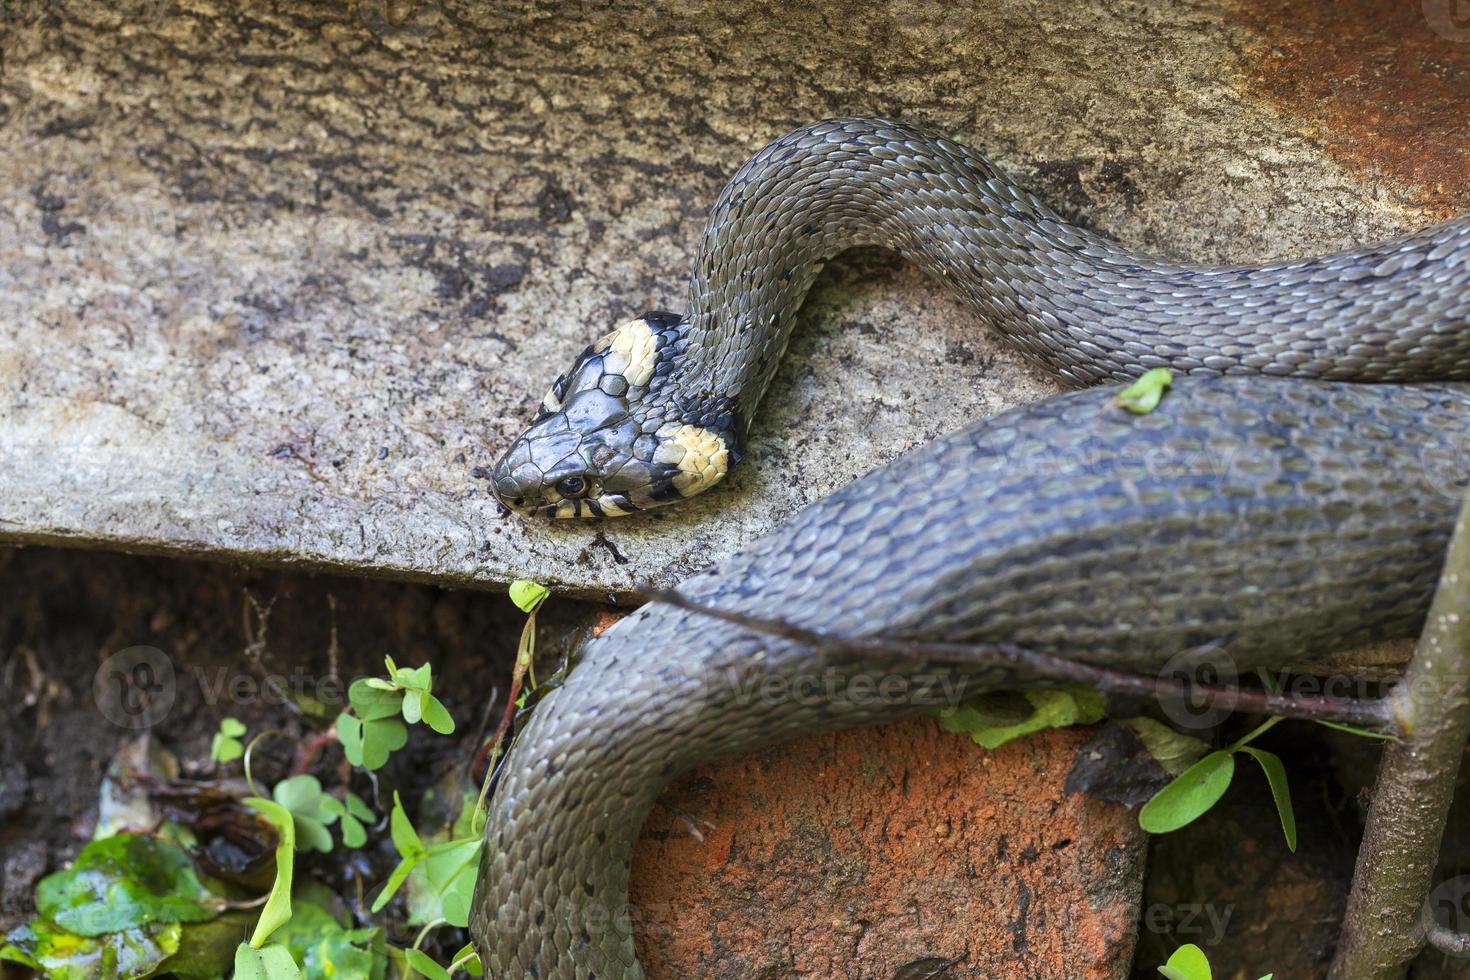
[1,1,1462,597]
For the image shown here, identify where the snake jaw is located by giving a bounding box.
[650,422,733,500]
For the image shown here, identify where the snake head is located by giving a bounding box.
[490,314,742,519]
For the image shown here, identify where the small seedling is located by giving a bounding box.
[337,655,456,771]
[1158,942,1272,980]
[1139,717,1296,851]
[271,774,376,854]
[211,717,247,764]
[10,614,499,978]
[474,581,553,824]
[373,793,482,930]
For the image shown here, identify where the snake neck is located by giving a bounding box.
[672,117,1470,426]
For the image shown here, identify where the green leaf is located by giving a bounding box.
[373,793,428,914]
[936,688,1106,750]
[274,775,337,854]
[403,689,425,725]
[274,775,327,817]
[1139,751,1236,834]
[438,871,478,929]
[272,883,387,980]
[211,732,244,764]
[410,839,483,928]
[212,718,247,764]
[339,713,409,770]
[234,941,304,979]
[294,818,335,855]
[338,812,367,848]
[389,791,425,858]
[453,942,484,976]
[1158,942,1212,980]
[406,948,452,980]
[35,833,219,936]
[244,797,296,949]
[1241,746,1297,852]
[333,793,375,849]
[154,911,256,979]
[1314,719,1398,741]
[400,662,433,692]
[421,694,456,735]
[1121,717,1211,776]
[337,713,364,764]
[422,839,481,889]
[0,941,40,970]
[294,926,384,980]
[372,856,422,915]
[509,579,549,612]
[1116,367,1174,414]
[350,679,407,720]
[361,718,409,770]
[345,792,376,822]
[3,917,182,979]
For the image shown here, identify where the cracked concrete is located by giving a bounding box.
[0,0,1464,606]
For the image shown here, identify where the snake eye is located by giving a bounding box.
[555,475,588,499]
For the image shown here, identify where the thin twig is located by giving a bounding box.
[1427,924,1470,958]
[474,611,539,815]
[240,590,303,718]
[463,683,500,783]
[643,589,1398,732]
[292,728,340,776]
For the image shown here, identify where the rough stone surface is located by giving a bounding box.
[1,0,1464,599]
[630,719,1145,978]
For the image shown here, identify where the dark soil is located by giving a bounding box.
[0,543,597,960]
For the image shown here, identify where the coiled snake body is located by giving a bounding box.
[471,120,1470,976]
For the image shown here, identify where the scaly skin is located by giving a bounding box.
[488,118,1470,518]
[470,119,1470,976]
[472,379,1470,977]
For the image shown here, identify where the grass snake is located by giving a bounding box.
[470,119,1470,976]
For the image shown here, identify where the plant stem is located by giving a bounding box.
[447,951,479,974]
[474,610,538,820]
[646,590,1399,731]
[241,729,290,798]
[413,918,446,951]
[1329,490,1470,979]
[292,727,340,776]
[1229,715,1283,751]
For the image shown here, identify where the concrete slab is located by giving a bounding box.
[1,0,1464,598]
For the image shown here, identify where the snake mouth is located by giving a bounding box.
[511,493,641,520]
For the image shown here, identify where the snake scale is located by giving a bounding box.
[470,119,1470,977]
